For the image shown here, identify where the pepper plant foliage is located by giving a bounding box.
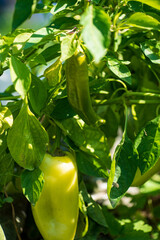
[0,0,160,239]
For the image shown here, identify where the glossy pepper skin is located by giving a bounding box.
[32,153,79,240]
[131,158,160,186]
[65,49,100,125]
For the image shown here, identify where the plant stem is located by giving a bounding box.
[0,95,20,101]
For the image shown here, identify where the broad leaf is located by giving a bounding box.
[80,5,111,63]
[107,136,137,208]
[134,116,160,174]
[106,56,132,85]
[29,74,47,115]
[125,12,160,30]
[12,0,37,31]
[0,107,13,135]
[12,32,33,54]
[7,104,49,170]
[21,168,44,205]
[0,39,9,63]
[129,0,160,10]
[9,55,31,99]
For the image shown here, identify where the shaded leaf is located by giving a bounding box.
[12,0,37,31]
[134,116,160,174]
[21,168,44,205]
[141,40,160,64]
[108,136,137,207]
[28,74,47,115]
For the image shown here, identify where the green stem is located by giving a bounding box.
[125,91,160,98]
[0,95,20,101]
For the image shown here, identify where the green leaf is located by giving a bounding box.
[134,116,160,174]
[12,0,37,31]
[7,104,49,170]
[141,40,160,64]
[24,27,55,50]
[41,44,60,62]
[9,55,31,99]
[21,168,44,205]
[130,0,160,10]
[12,32,33,54]
[80,181,108,228]
[0,39,9,63]
[56,117,111,169]
[108,136,138,208]
[0,107,13,135]
[80,5,111,63]
[28,74,47,115]
[0,153,14,189]
[125,12,160,30]
[61,33,78,61]
[116,219,152,240]
[51,98,76,120]
[106,56,132,85]
[0,225,6,240]
[76,151,109,178]
[51,0,77,15]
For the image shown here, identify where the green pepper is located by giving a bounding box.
[65,49,100,125]
[31,152,79,240]
[131,158,160,186]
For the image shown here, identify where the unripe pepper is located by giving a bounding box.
[131,158,160,186]
[31,152,79,240]
[65,49,100,125]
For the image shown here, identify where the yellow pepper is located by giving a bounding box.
[31,152,79,240]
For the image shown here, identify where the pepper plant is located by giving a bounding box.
[0,0,160,239]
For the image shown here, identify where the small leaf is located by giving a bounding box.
[134,116,160,174]
[12,0,37,31]
[107,56,132,85]
[51,0,77,15]
[9,55,31,99]
[141,41,160,64]
[21,168,44,205]
[28,74,47,115]
[125,12,160,30]
[44,57,62,87]
[7,104,49,170]
[0,107,13,134]
[130,0,160,10]
[61,33,78,61]
[80,5,111,63]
